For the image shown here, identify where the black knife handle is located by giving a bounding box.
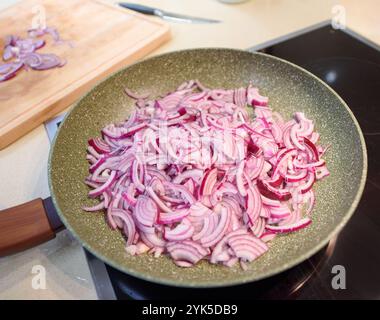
[119,2,157,15]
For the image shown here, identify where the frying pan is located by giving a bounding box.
[4,49,368,287]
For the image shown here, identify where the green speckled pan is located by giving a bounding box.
[48,48,367,287]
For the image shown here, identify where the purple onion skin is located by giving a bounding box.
[1,27,66,82]
[0,61,23,81]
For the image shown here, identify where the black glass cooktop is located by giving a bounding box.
[85,22,380,300]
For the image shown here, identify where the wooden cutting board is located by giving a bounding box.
[0,0,170,150]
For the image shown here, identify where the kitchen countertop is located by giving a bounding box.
[0,0,379,299]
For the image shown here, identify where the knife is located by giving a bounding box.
[119,2,221,24]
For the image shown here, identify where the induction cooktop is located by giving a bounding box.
[82,21,380,300]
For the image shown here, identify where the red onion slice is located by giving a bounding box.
[158,209,189,224]
[30,53,61,70]
[250,217,266,237]
[199,167,218,196]
[22,52,43,68]
[2,45,14,61]
[200,206,231,247]
[266,217,312,233]
[1,26,68,82]
[83,81,329,270]
[0,61,23,81]
[164,222,194,241]
[88,137,111,154]
[245,186,262,225]
[88,171,117,198]
[134,195,157,227]
[228,234,268,262]
[247,86,268,106]
[167,240,208,266]
[110,208,136,246]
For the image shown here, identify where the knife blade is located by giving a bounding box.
[119,2,221,24]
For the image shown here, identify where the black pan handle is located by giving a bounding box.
[0,197,64,257]
[119,2,158,15]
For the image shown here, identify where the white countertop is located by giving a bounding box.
[0,0,379,299]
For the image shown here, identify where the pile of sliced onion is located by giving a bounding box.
[83,80,329,270]
[0,26,67,82]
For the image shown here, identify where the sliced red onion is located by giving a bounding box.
[158,209,189,224]
[2,45,14,61]
[245,186,262,224]
[210,228,248,264]
[299,172,316,194]
[304,190,316,216]
[266,217,312,233]
[164,222,194,241]
[0,61,23,81]
[172,169,203,184]
[134,195,157,227]
[82,201,105,212]
[0,62,14,74]
[122,184,137,206]
[315,165,330,180]
[236,160,247,196]
[192,213,217,241]
[250,217,266,237]
[167,240,208,265]
[110,208,136,245]
[269,204,291,219]
[163,181,196,204]
[146,186,173,213]
[199,167,218,196]
[22,52,43,68]
[88,170,117,198]
[174,260,193,267]
[88,137,111,154]
[84,81,329,270]
[200,206,230,247]
[33,39,46,50]
[247,87,268,106]
[261,195,281,207]
[257,179,291,201]
[183,178,196,194]
[124,87,150,100]
[140,230,166,248]
[260,231,276,242]
[131,160,145,192]
[30,53,61,70]
[1,26,68,82]
[304,137,320,161]
[189,201,212,215]
[228,233,268,261]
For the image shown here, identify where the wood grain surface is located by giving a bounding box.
[0,198,55,256]
[0,0,170,150]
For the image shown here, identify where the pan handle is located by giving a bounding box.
[0,198,64,257]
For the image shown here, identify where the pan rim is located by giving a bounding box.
[48,47,368,288]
